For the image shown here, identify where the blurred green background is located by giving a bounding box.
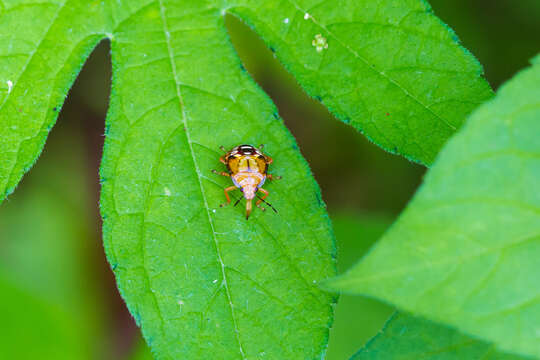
[0,1,538,359]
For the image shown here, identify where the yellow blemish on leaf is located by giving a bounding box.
[312,34,328,53]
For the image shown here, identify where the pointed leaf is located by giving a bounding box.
[229,0,493,164]
[99,3,335,359]
[0,0,107,198]
[330,55,540,358]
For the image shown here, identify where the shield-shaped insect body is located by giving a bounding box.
[212,144,280,219]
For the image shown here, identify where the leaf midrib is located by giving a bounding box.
[157,2,247,358]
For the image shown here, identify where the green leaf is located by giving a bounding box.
[0,0,108,198]
[1,0,493,199]
[329,55,540,358]
[327,213,394,360]
[229,0,493,164]
[352,313,528,360]
[99,2,336,359]
[0,1,496,358]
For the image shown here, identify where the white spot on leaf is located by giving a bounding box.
[312,34,328,53]
[213,279,218,284]
[304,13,310,20]
[283,18,289,24]
[164,187,171,196]
[6,80,13,94]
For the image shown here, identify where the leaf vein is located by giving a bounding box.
[157,2,246,358]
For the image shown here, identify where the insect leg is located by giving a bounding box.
[219,145,227,153]
[212,169,230,177]
[256,188,269,210]
[220,186,237,207]
[267,174,282,180]
[256,190,277,213]
[246,199,252,220]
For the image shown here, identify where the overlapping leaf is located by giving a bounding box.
[330,55,540,358]
[353,313,526,360]
[0,0,495,358]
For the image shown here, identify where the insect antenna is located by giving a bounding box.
[233,197,242,207]
[256,195,278,213]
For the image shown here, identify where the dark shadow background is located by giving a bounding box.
[0,1,538,359]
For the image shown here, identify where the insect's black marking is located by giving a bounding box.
[234,197,242,207]
[257,195,277,213]
[239,144,256,155]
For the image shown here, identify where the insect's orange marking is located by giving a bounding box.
[214,144,279,219]
[223,186,237,204]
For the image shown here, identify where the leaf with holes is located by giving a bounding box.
[329,55,540,358]
[0,0,496,359]
[352,313,527,360]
